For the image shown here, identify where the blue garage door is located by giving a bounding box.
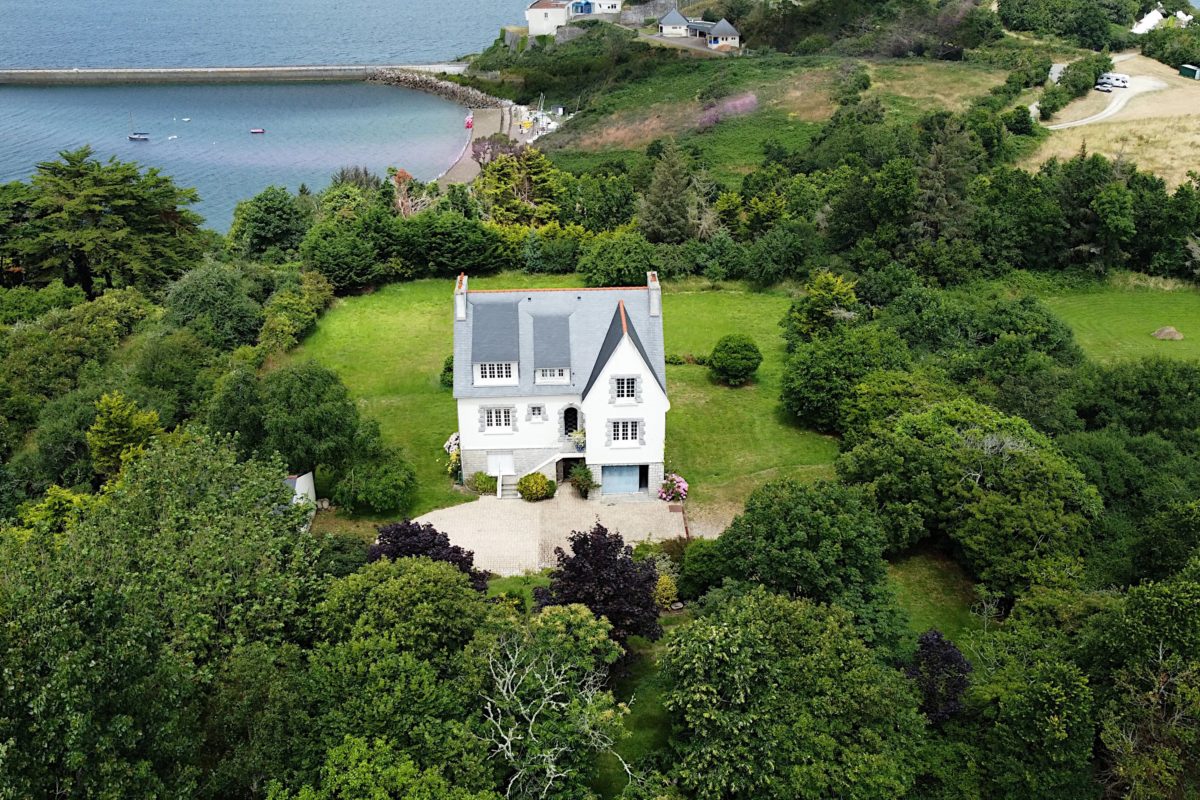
[602,465,640,495]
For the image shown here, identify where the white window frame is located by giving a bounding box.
[484,407,514,432]
[615,377,637,401]
[536,367,570,385]
[611,419,639,445]
[474,362,518,386]
[529,404,545,422]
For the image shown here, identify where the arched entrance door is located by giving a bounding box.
[563,407,580,434]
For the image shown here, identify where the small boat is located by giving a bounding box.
[167,135,178,140]
[249,128,266,134]
[182,117,191,122]
[127,112,148,141]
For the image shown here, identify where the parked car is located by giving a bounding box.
[1095,84,1113,92]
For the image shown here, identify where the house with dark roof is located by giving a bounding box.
[656,9,740,49]
[452,272,669,498]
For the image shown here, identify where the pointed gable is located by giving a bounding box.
[581,300,665,398]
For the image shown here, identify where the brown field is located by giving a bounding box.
[1028,54,1200,186]
[867,61,1009,115]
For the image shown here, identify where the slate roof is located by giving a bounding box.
[454,286,666,399]
[710,18,739,36]
[658,8,688,25]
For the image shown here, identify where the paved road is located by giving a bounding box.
[1046,75,1168,130]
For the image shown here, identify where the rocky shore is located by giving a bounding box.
[366,68,511,109]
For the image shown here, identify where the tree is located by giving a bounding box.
[780,270,861,349]
[535,522,661,648]
[164,262,264,350]
[906,630,971,725]
[780,325,912,433]
[17,147,204,297]
[707,334,762,386]
[203,368,266,457]
[661,589,925,800]
[477,605,624,799]
[133,327,216,426]
[637,140,694,244]
[370,519,488,592]
[838,368,960,449]
[0,431,323,798]
[1136,500,1200,582]
[578,230,662,288]
[86,391,163,478]
[301,208,391,292]
[228,185,310,260]
[708,479,905,649]
[331,449,416,515]
[837,398,1103,593]
[267,735,499,800]
[476,148,563,226]
[260,361,360,474]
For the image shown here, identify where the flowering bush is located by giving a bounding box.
[659,473,689,502]
[443,432,461,480]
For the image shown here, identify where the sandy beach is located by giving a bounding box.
[437,105,529,188]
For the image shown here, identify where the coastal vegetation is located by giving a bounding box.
[2,3,1200,799]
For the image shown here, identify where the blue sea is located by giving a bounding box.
[0,0,528,229]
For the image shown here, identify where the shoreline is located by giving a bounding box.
[0,63,468,85]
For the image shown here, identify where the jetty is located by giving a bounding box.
[0,62,467,85]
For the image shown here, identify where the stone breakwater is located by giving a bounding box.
[366,69,511,108]
[0,63,468,86]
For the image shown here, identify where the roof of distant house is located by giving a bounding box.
[453,284,666,399]
[710,18,739,36]
[659,8,688,25]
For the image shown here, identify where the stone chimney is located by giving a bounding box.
[455,273,468,321]
[647,271,661,317]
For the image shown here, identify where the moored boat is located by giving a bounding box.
[250,128,266,134]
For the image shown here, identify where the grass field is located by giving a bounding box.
[592,611,692,798]
[887,549,981,645]
[1037,274,1200,363]
[288,274,836,521]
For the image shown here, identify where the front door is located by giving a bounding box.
[602,465,641,495]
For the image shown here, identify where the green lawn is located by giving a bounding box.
[288,274,836,519]
[663,282,839,513]
[1038,276,1200,363]
[593,611,692,799]
[887,549,981,645]
[487,572,552,611]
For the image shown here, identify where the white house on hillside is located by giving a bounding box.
[525,0,623,37]
[452,272,669,498]
[657,9,740,49]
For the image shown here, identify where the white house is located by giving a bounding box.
[658,8,689,36]
[525,0,623,37]
[452,272,669,498]
[656,10,740,49]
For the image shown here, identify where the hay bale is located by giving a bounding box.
[1152,326,1185,341]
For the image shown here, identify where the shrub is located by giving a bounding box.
[708,334,763,386]
[658,472,689,502]
[164,263,263,351]
[568,463,598,499]
[370,519,488,591]
[677,537,729,599]
[331,448,416,514]
[0,281,85,325]
[578,230,661,287]
[466,471,497,495]
[664,353,685,365]
[516,472,557,501]
[440,355,454,389]
[654,573,679,609]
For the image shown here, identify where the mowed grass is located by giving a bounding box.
[487,572,552,610]
[663,282,839,515]
[1038,275,1200,363]
[288,274,836,519]
[887,549,981,644]
[593,611,693,799]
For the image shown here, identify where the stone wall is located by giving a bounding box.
[621,0,677,25]
[366,69,511,109]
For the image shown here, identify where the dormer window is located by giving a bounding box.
[616,377,637,400]
[475,362,518,386]
[536,367,570,385]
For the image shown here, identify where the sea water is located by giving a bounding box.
[0,0,528,229]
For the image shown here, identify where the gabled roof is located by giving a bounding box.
[710,18,739,36]
[659,8,688,25]
[453,285,667,399]
[581,300,665,398]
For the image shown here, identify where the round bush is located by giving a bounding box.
[516,472,557,502]
[708,334,763,386]
[332,450,416,514]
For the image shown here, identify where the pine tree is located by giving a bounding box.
[637,140,695,244]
